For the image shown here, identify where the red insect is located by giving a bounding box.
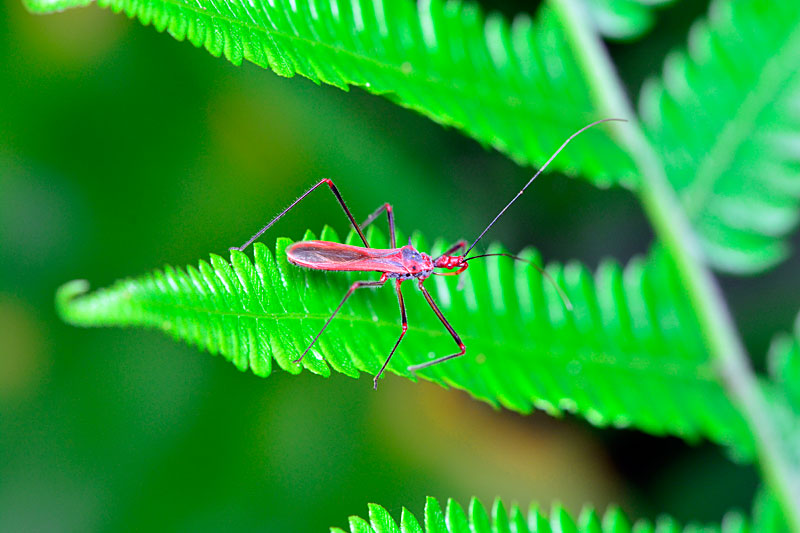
[232,119,621,389]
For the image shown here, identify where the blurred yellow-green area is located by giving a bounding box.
[4,0,798,530]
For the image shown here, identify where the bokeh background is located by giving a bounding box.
[2,0,798,530]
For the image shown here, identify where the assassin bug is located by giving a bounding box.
[232,118,623,389]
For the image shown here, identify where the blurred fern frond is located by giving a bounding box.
[22,0,90,13]
[582,0,675,41]
[764,314,800,472]
[767,311,800,401]
[330,495,781,533]
[23,0,637,187]
[640,0,800,274]
[57,227,752,453]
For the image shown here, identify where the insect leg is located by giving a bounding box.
[360,203,396,248]
[445,240,469,290]
[294,274,388,364]
[407,281,466,373]
[436,239,468,260]
[233,178,369,252]
[373,279,407,390]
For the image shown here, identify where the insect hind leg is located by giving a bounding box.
[232,178,370,252]
[360,203,396,248]
[373,279,407,390]
[295,274,388,364]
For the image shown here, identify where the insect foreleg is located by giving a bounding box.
[232,178,369,252]
[437,239,468,260]
[407,281,466,374]
[294,274,388,364]
[373,279,407,390]
[360,203,396,248]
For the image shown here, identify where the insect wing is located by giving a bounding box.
[287,241,404,273]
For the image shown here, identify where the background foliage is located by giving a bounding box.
[2,0,799,531]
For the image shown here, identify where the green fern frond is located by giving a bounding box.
[56,227,752,453]
[24,0,637,187]
[639,0,800,274]
[22,0,90,13]
[764,313,800,474]
[583,0,674,41]
[767,313,800,408]
[330,495,774,533]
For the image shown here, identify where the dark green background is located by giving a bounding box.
[2,0,794,530]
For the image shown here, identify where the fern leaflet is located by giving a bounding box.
[764,312,800,479]
[640,0,800,274]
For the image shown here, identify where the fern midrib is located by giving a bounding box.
[107,0,583,134]
[553,0,800,525]
[681,18,800,217]
[80,293,721,383]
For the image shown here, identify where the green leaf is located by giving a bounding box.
[22,0,90,13]
[639,0,800,274]
[369,503,403,533]
[400,509,424,533]
[349,516,377,533]
[444,499,468,533]
[766,313,800,410]
[751,488,792,533]
[334,496,773,533]
[56,226,753,453]
[582,0,674,41]
[425,497,448,533]
[469,498,492,533]
[763,312,800,485]
[25,0,637,187]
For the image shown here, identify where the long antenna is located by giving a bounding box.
[464,253,573,311]
[463,118,626,258]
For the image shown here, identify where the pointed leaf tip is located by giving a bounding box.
[368,503,401,533]
[425,496,448,533]
[55,279,91,323]
[400,507,424,533]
